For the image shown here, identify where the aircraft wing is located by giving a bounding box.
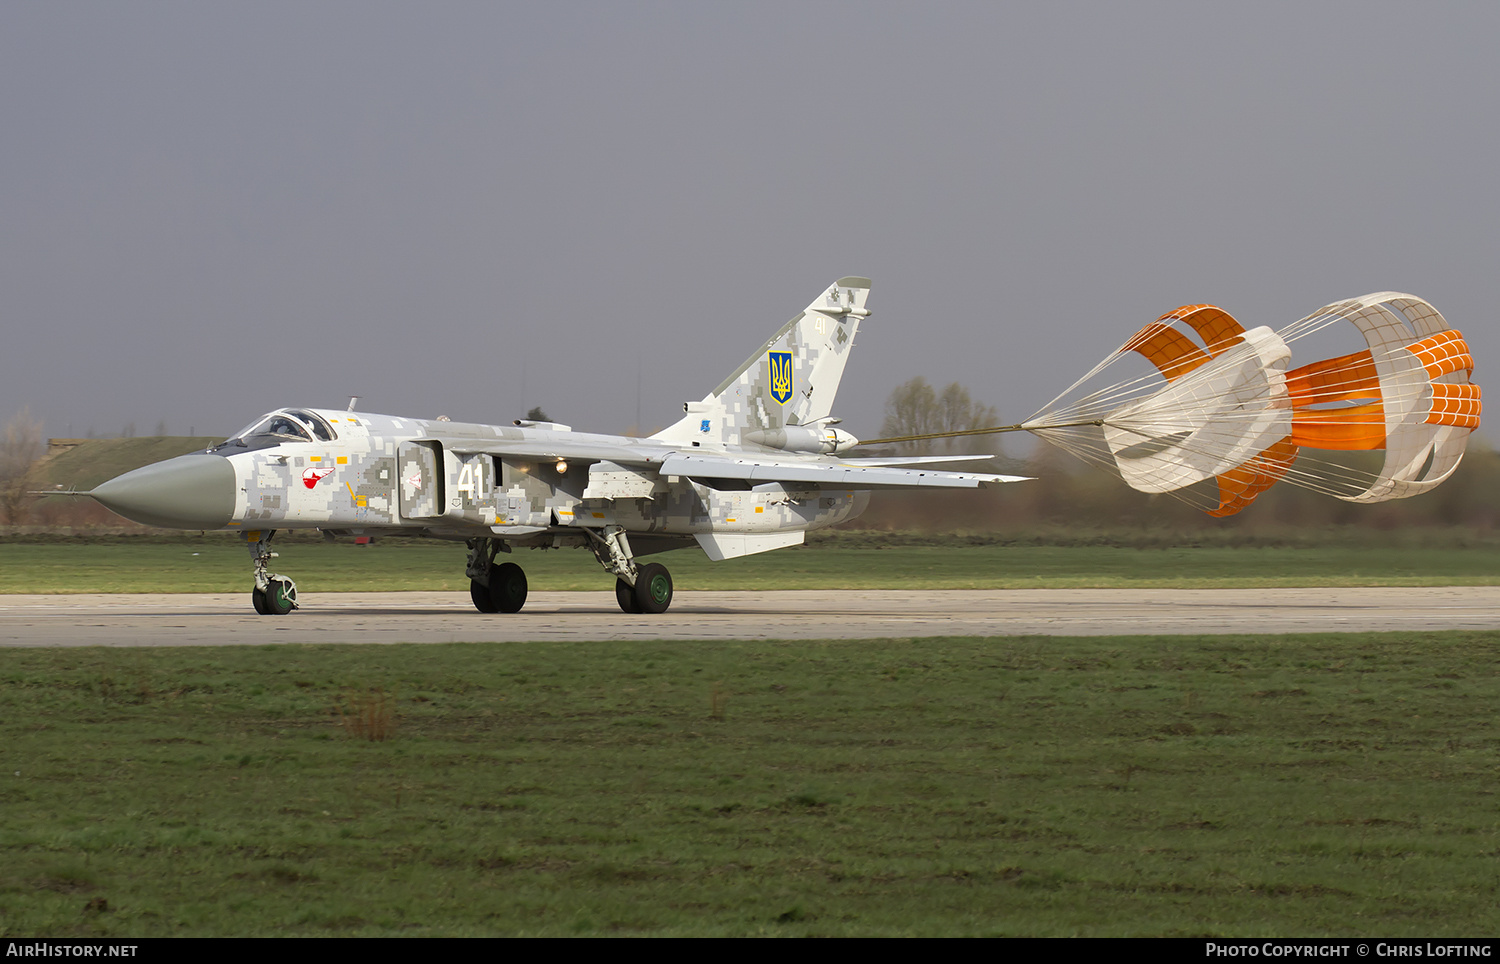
[443,437,677,465]
[657,453,1029,490]
[442,437,1029,489]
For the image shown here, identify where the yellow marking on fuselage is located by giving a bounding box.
[346,482,356,500]
[337,456,348,465]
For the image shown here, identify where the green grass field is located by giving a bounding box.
[3,536,1500,593]
[5,523,1498,935]
[3,631,1498,936]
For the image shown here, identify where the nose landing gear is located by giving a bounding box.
[246,530,298,616]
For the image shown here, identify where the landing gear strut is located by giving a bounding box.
[246,530,297,616]
[466,537,528,614]
[588,525,673,614]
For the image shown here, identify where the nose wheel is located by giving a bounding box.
[252,577,297,615]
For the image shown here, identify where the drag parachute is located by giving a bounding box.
[1023,292,1481,516]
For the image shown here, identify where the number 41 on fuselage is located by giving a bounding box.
[88,277,1026,616]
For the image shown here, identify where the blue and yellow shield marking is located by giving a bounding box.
[768,351,793,405]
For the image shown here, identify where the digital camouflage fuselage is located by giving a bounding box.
[90,278,1024,615]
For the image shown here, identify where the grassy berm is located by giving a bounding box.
[3,632,1498,936]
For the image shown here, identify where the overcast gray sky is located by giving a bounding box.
[2,1,1495,446]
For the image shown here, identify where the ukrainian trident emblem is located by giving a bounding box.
[768,351,793,405]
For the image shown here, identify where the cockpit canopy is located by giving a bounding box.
[212,409,337,452]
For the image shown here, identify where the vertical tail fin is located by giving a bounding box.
[653,277,870,446]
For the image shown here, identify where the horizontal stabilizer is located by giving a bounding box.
[839,454,999,467]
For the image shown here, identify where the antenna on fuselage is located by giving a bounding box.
[347,396,359,411]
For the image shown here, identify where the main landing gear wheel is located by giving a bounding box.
[616,577,641,614]
[470,579,498,613]
[464,539,527,614]
[633,563,673,615]
[487,562,528,614]
[588,525,670,615]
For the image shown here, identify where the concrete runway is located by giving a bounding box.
[3,587,1500,646]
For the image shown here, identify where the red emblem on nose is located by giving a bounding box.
[303,467,333,489]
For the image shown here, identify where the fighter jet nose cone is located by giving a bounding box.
[91,454,236,529]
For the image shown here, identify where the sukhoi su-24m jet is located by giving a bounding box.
[89,278,1026,616]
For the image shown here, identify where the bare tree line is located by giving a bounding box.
[0,409,44,524]
[879,377,1001,454]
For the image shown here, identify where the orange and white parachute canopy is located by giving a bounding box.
[1023,293,1481,516]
